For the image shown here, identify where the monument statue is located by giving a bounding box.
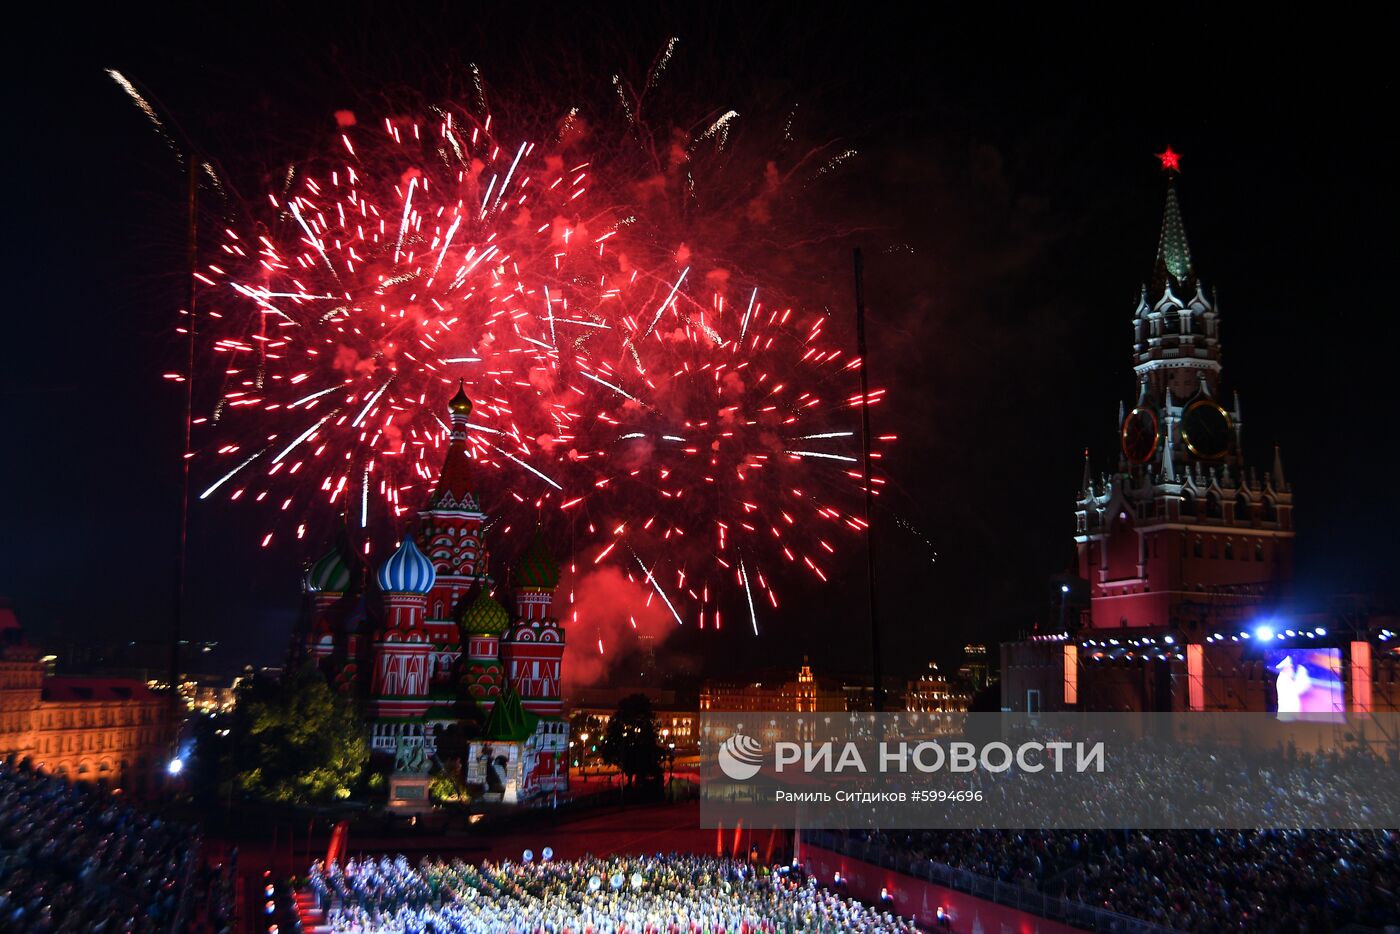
[393,732,432,776]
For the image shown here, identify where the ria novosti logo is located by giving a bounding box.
[717,734,765,780]
[713,734,1107,779]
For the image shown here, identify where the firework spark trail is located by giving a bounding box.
[393,176,417,259]
[106,69,182,159]
[290,385,343,407]
[432,214,461,277]
[229,284,301,325]
[645,267,689,336]
[176,75,891,646]
[699,111,740,151]
[544,285,556,348]
[739,287,758,342]
[580,371,641,403]
[289,200,338,280]
[785,450,859,463]
[361,466,371,527]
[740,559,758,635]
[488,441,562,490]
[635,551,685,628]
[645,37,680,92]
[107,69,162,129]
[492,141,528,214]
[273,411,338,464]
[198,447,267,500]
[611,75,637,133]
[351,379,393,428]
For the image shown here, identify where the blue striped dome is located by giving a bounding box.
[376,535,437,594]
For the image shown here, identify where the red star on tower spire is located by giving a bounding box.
[1156,146,1182,172]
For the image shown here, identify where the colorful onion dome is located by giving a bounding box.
[459,588,509,635]
[513,527,559,590]
[376,534,437,594]
[305,546,353,593]
[448,380,473,417]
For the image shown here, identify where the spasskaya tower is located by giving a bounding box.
[1074,149,1295,634]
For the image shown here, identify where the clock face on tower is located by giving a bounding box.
[1120,406,1160,464]
[1180,399,1232,460]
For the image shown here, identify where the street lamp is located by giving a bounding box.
[661,728,674,791]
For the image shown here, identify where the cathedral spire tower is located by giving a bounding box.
[406,382,493,707]
[429,380,479,511]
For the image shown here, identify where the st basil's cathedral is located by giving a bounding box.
[297,383,568,802]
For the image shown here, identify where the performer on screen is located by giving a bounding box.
[1274,655,1311,718]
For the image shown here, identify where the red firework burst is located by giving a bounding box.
[186,98,890,638]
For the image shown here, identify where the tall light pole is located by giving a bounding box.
[107,71,212,777]
[853,248,884,712]
[171,153,198,737]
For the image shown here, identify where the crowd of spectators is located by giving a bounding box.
[0,755,210,933]
[307,853,921,933]
[850,827,1400,931]
[824,733,1400,930]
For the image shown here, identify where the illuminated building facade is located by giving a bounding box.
[0,605,169,794]
[957,644,991,692]
[905,662,969,713]
[700,660,846,713]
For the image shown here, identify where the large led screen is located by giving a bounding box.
[1266,648,1343,717]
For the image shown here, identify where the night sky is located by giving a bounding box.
[4,6,1396,684]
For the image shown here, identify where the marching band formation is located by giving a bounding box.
[307,854,921,933]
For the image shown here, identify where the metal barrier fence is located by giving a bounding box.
[803,831,1177,934]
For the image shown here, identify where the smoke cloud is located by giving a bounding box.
[562,565,675,690]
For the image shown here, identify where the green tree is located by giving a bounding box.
[231,662,368,802]
[599,694,663,785]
